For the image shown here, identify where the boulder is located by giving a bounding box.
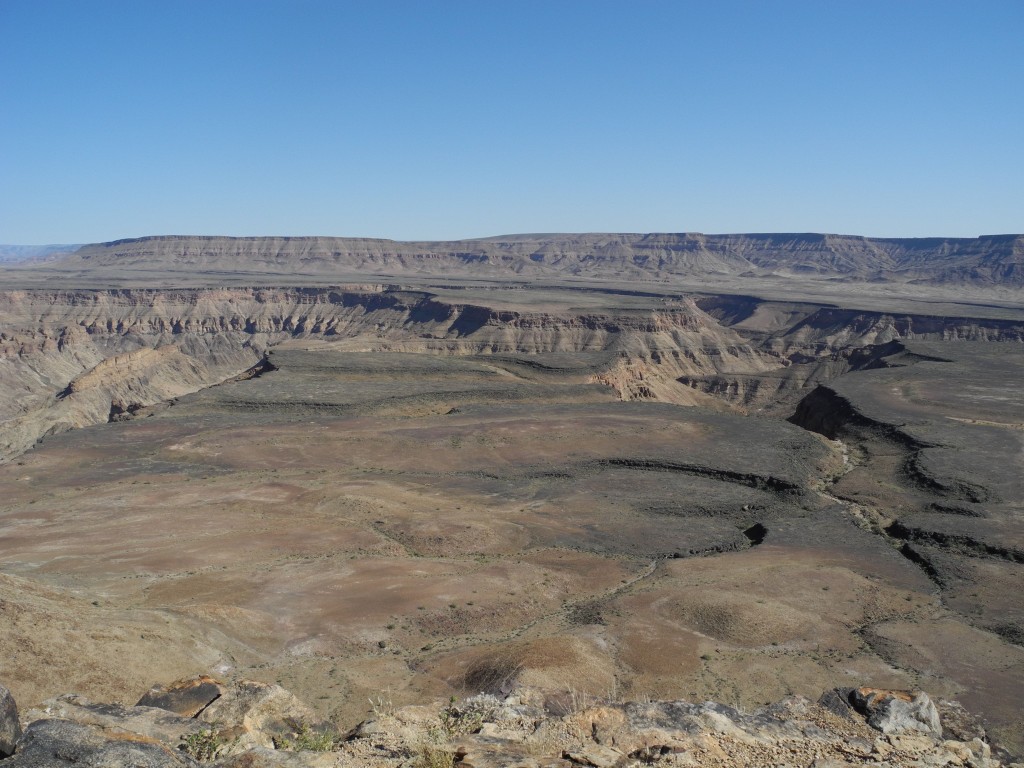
[562,744,626,767]
[1,684,21,758]
[196,681,331,754]
[563,706,630,748]
[618,700,704,752]
[5,718,200,767]
[817,688,856,720]
[850,688,942,737]
[452,740,558,768]
[553,701,709,757]
[138,676,225,718]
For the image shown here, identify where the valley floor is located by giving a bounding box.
[0,282,1021,755]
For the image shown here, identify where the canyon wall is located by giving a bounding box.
[2,287,1023,462]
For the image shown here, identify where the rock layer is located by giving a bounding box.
[2,286,1022,461]
[40,233,1024,288]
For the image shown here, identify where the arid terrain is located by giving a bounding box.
[0,234,1022,756]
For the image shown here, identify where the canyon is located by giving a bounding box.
[0,234,1021,760]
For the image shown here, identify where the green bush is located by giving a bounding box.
[181,729,226,762]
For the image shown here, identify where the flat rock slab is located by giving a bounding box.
[6,718,200,767]
[212,745,337,767]
[23,694,206,745]
[138,676,225,718]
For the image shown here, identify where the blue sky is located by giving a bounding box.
[2,1,1022,243]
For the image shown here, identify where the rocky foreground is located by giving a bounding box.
[0,678,1017,768]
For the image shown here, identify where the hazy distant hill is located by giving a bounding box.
[13,232,1024,288]
[0,244,81,263]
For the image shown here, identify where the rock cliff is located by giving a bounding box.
[1,287,1021,461]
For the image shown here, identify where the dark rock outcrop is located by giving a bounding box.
[137,676,225,718]
[0,684,20,758]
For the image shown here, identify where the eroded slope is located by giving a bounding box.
[2,339,1023,753]
[789,342,1024,747]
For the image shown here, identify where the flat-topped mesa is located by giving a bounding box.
[1,285,1021,461]
[33,232,1024,287]
[0,286,782,459]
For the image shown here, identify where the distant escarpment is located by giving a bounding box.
[27,232,1024,287]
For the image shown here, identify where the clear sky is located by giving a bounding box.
[2,1,1022,244]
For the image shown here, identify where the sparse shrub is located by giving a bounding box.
[369,691,395,718]
[568,688,595,713]
[460,693,502,722]
[567,600,606,626]
[416,742,455,768]
[434,698,485,739]
[181,728,226,762]
[414,702,470,768]
[413,696,495,768]
[275,723,336,752]
[632,744,673,764]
